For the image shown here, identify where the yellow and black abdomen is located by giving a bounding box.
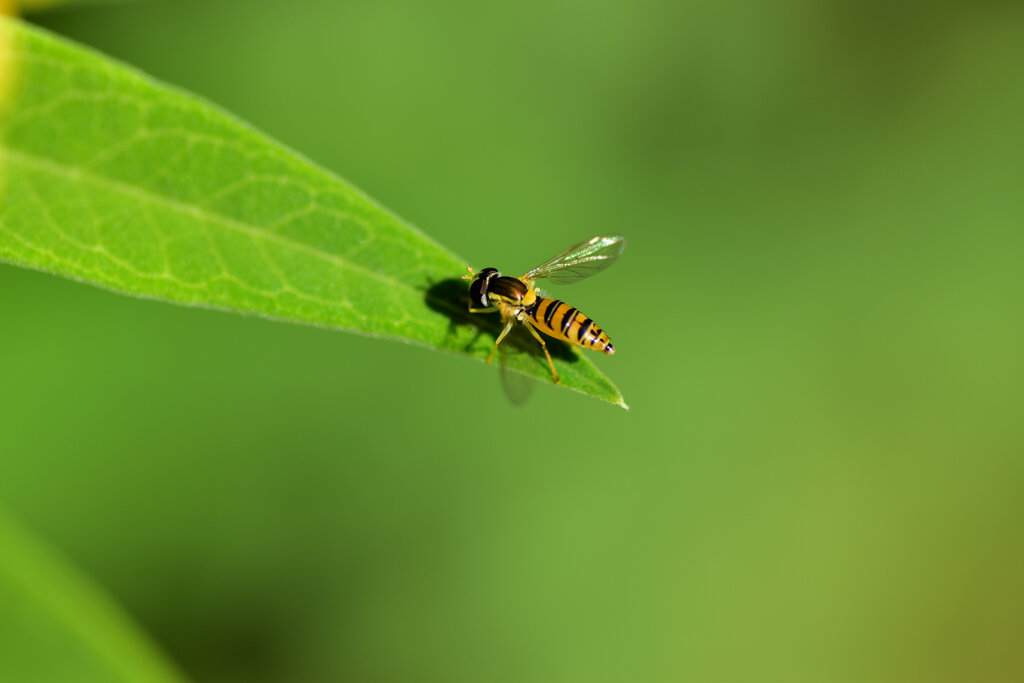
[528,298,615,354]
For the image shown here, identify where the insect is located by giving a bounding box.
[462,235,625,384]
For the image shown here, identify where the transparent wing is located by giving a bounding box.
[523,235,626,284]
[499,344,534,406]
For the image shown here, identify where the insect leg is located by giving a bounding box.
[521,319,560,384]
[486,319,515,365]
[460,291,497,314]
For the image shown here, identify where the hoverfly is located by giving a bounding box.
[463,235,625,384]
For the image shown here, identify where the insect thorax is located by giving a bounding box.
[487,275,530,304]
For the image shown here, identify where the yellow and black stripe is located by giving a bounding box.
[528,298,615,354]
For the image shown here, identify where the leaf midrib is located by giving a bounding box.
[1,145,436,303]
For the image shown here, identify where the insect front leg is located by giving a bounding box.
[487,319,515,365]
[461,291,497,314]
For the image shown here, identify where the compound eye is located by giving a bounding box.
[469,277,489,307]
[469,268,500,308]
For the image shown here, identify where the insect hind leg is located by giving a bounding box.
[521,319,560,384]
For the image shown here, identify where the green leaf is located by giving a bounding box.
[0,17,626,408]
[0,510,188,683]
[16,0,138,14]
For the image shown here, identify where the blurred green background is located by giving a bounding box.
[3,0,1023,681]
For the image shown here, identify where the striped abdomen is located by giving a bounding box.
[528,298,615,354]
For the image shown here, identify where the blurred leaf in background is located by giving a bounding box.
[1,1,1023,682]
[0,511,187,683]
